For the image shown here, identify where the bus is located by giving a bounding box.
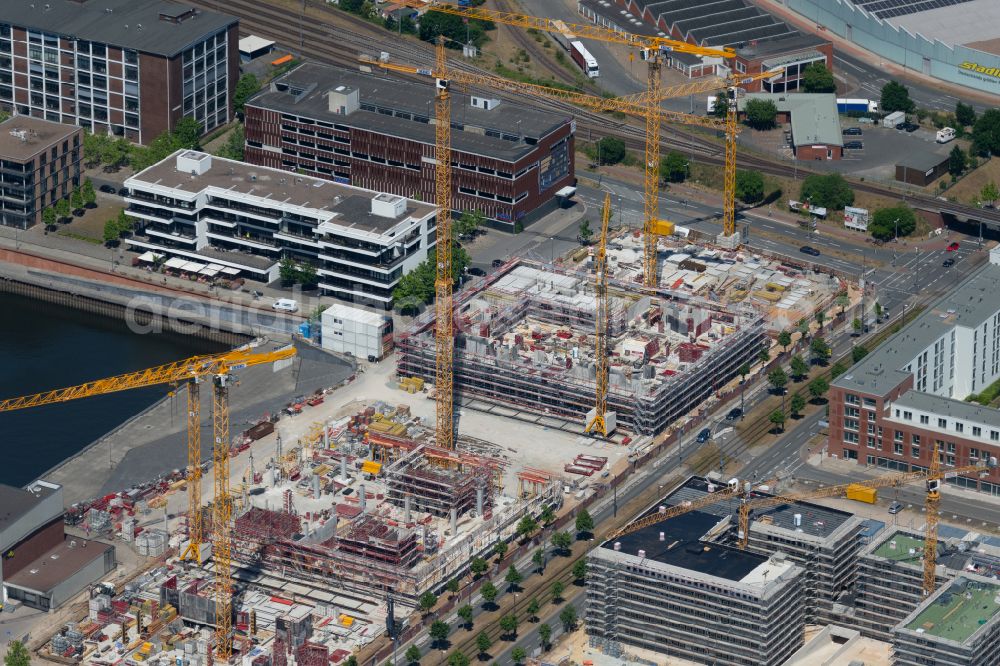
[570,41,599,78]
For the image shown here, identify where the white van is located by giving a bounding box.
[272,298,299,313]
[936,127,956,143]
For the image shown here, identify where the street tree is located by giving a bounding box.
[551,580,565,602]
[595,136,626,165]
[404,644,421,665]
[972,109,1000,156]
[234,73,261,115]
[476,631,492,658]
[540,504,555,524]
[808,377,829,402]
[419,591,437,615]
[790,393,806,418]
[777,330,792,351]
[55,197,71,221]
[511,646,527,664]
[802,62,835,93]
[559,605,578,631]
[811,336,831,363]
[494,541,508,560]
[499,613,518,639]
[505,565,523,591]
[575,509,594,537]
[4,641,30,666]
[470,557,488,578]
[447,651,469,666]
[532,549,545,573]
[578,218,593,244]
[735,169,765,204]
[875,302,884,320]
[836,293,850,315]
[539,623,553,648]
[429,620,450,648]
[527,597,541,621]
[852,318,863,334]
[880,80,915,114]
[446,578,460,597]
[830,362,848,379]
[457,605,474,629]
[869,205,916,241]
[572,558,587,582]
[769,409,786,433]
[981,181,999,207]
[551,531,572,554]
[815,310,826,330]
[82,179,97,207]
[739,362,751,382]
[42,207,57,229]
[853,345,870,363]
[790,355,809,381]
[758,348,771,366]
[516,516,538,539]
[744,98,778,130]
[797,318,810,335]
[768,367,788,394]
[480,581,498,606]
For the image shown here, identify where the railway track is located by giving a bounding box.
[208,1,1000,226]
[492,0,574,84]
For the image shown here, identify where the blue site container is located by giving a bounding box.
[299,322,311,338]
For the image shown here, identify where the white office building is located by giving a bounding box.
[321,303,393,361]
[123,150,438,308]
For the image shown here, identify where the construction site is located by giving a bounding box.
[397,240,840,435]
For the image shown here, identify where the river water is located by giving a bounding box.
[0,292,225,488]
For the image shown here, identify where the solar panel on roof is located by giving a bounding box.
[848,0,973,20]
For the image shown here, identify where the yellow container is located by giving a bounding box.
[846,484,877,504]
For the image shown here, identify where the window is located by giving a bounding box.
[867,423,876,435]
[956,422,964,433]
[894,430,904,442]
[844,432,859,444]
[993,430,1000,442]
[912,434,920,445]
[912,446,920,458]
[903,411,913,420]
[920,415,929,425]
[973,426,982,437]
[845,406,860,417]
[863,397,877,408]
[938,418,948,428]
[971,448,980,460]
[894,443,904,455]
[867,437,877,449]
[846,393,860,405]
[947,442,956,454]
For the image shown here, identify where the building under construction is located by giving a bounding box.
[397,261,768,434]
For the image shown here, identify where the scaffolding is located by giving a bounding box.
[384,445,496,518]
[397,261,767,435]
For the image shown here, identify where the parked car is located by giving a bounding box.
[492,258,505,268]
[842,127,863,136]
[118,187,130,196]
[888,501,904,514]
[844,141,864,150]
[943,257,955,268]
[799,245,821,257]
[947,242,960,251]
[894,122,906,130]
[902,122,920,133]
[467,267,486,277]
[99,184,116,194]
[726,407,743,421]
[696,428,712,443]
[272,298,299,313]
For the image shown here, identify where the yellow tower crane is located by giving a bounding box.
[402,1,731,287]
[585,193,612,437]
[0,345,296,660]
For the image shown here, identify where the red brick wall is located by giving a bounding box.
[795,144,842,161]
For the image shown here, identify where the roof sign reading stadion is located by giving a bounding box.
[959,61,1000,87]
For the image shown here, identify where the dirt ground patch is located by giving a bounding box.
[56,202,125,243]
[943,156,1000,205]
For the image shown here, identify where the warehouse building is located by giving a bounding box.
[829,246,1000,495]
[588,0,831,90]
[0,0,239,144]
[587,489,806,665]
[737,93,843,160]
[892,573,1000,665]
[0,480,115,611]
[244,63,575,230]
[896,151,950,186]
[0,115,81,229]
[123,150,438,308]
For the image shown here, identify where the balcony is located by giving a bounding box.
[205,231,279,251]
[146,227,197,244]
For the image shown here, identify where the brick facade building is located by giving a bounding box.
[0,0,238,144]
[244,63,575,230]
[829,247,1000,494]
[0,115,80,228]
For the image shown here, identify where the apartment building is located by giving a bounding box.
[0,0,238,144]
[829,247,1000,495]
[892,574,1000,666]
[586,478,807,665]
[244,63,575,230]
[0,115,80,228]
[123,150,437,308]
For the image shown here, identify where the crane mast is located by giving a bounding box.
[433,37,455,452]
[923,442,942,595]
[586,194,612,436]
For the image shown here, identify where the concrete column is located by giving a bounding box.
[323,422,329,449]
[450,507,458,535]
[312,474,321,500]
[404,494,412,523]
[476,487,484,517]
[340,455,348,481]
[359,484,367,513]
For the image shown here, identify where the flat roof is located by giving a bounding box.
[903,576,1000,644]
[0,0,236,58]
[872,531,925,563]
[893,390,1000,430]
[631,0,798,47]
[4,537,112,594]
[0,482,59,535]
[896,151,949,171]
[238,35,274,54]
[876,0,998,50]
[738,93,843,148]
[0,116,79,161]
[604,509,770,582]
[248,63,568,163]
[834,260,1000,396]
[127,150,436,237]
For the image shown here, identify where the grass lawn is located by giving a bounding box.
[57,202,124,243]
[943,156,1000,206]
